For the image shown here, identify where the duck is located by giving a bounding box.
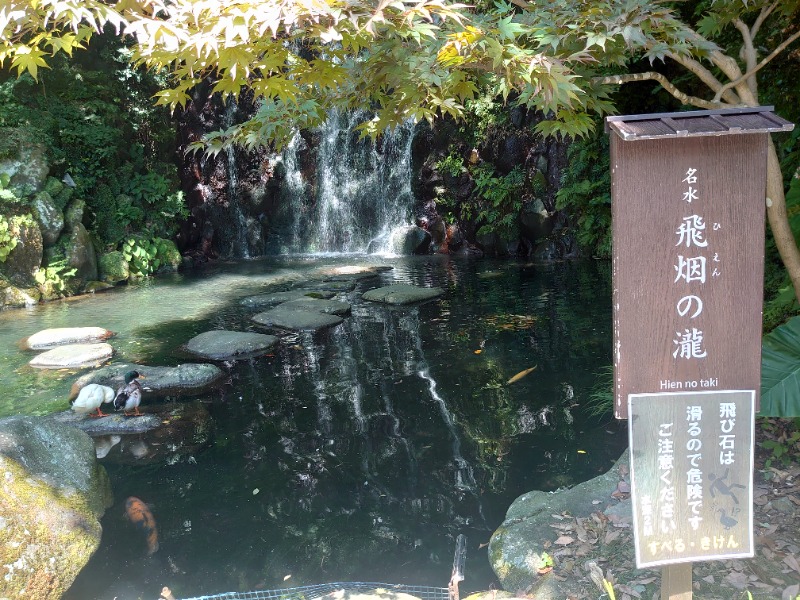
[72,384,116,417]
[113,370,144,416]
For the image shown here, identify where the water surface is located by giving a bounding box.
[0,256,626,599]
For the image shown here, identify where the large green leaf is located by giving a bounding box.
[761,316,800,416]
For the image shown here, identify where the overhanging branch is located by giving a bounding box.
[593,71,731,110]
[713,28,800,103]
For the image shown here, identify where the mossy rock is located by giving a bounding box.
[98,250,129,284]
[0,213,42,287]
[0,416,113,600]
[63,198,84,229]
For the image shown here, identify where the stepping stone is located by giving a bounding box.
[252,305,343,331]
[52,410,161,434]
[362,284,445,305]
[184,330,279,360]
[70,362,224,399]
[22,327,114,350]
[298,280,357,293]
[280,297,351,316]
[29,343,114,369]
[240,290,334,309]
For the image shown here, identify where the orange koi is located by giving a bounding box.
[124,496,159,555]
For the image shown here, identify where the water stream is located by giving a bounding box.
[269,111,417,255]
[0,256,627,600]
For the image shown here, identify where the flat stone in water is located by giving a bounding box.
[70,362,224,399]
[22,326,114,350]
[253,304,344,331]
[184,330,279,360]
[301,279,358,293]
[51,409,161,434]
[240,290,335,308]
[362,284,445,305]
[29,343,114,369]
[280,297,352,316]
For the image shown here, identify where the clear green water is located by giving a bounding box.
[1,256,627,599]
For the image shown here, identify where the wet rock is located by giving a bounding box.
[90,401,214,466]
[362,284,445,305]
[28,343,114,369]
[22,326,115,350]
[84,281,116,293]
[184,330,279,360]
[301,279,358,293]
[0,416,112,600]
[98,250,129,284]
[2,282,41,308]
[51,410,162,435]
[488,450,630,596]
[253,304,344,331]
[240,290,335,309]
[70,362,225,400]
[388,225,431,255]
[32,191,64,247]
[280,297,351,316]
[519,199,555,244]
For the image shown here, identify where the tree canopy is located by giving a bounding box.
[3,0,800,295]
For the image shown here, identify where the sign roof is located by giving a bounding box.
[606,106,793,141]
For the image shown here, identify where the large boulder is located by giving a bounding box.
[32,191,64,247]
[63,223,98,292]
[0,214,42,287]
[488,450,630,597]
[62,198,84,229]
[0,416,113,600]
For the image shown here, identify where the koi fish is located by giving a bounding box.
[125,496,159,555]
[506,365,538,385]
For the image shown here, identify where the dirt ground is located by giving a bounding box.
[525,419,800,600]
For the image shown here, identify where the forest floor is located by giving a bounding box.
[524,418,800,600]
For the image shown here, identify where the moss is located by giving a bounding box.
[0,456,105,600]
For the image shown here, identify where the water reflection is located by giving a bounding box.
[0,257,626,599]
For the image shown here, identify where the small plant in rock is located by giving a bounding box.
[436,151,465,178]
[34,260,77,297]
[122,236,178,278]
[0,215,18,262]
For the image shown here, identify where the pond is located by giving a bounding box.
[0,255,627,599]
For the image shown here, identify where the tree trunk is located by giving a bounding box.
[766,137,800,301]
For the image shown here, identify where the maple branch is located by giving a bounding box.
[751,0,780,40]
[592,72,731,110]
[654,31,739,105]
[713,28,800,103]
[734,18,758,96]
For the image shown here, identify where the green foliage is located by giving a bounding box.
[584,365,615,419]
[436,152,465,178]
[761,316,800,417]
[556,126,612,258]
[759,418,800,470]
[121,236,179,278]
[0,215,18,262]
[0,39,181,250]
[472,164,524,237]
[34,259,77,296]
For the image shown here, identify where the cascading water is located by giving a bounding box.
[271,110,417,255]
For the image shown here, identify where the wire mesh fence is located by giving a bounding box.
[181,582,452,600]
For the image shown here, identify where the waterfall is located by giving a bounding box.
[272,110,417,255]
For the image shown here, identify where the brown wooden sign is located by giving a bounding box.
[628,390,754,567]
[611,131,767,419]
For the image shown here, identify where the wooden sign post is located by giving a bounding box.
[607,107,794,599]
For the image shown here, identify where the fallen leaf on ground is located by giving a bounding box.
[783,553,800,574]
[554,535,575,546]
[782,583,800,600]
